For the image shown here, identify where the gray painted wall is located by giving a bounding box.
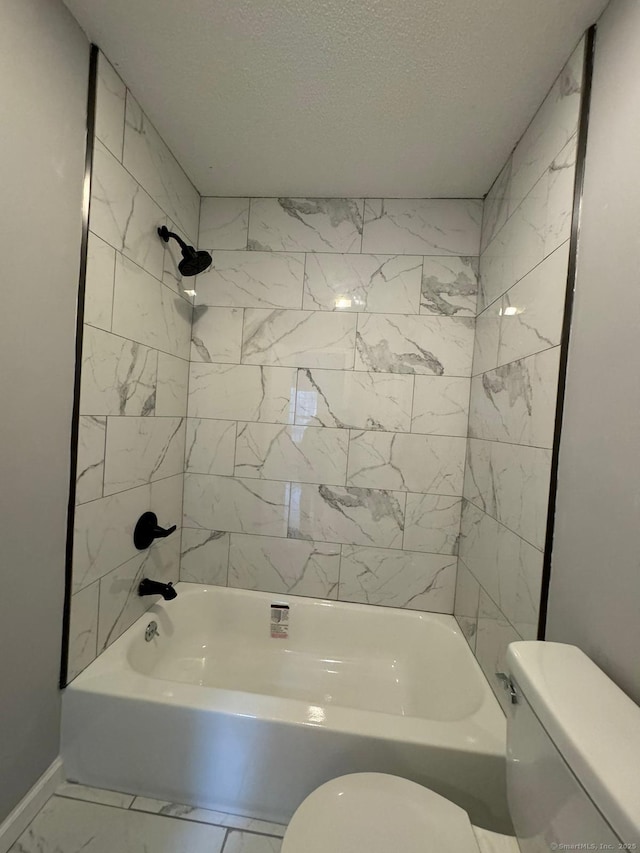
[0,0,88,821]
[547,0,640,706]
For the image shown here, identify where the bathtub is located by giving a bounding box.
[62,583,510,831]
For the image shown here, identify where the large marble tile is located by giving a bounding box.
[84,231,115,332]
[185,418,236,475]
[403,493,462,554]
[95,53,126,161]
[339,546,456,612]
[480,157,512,254]
[288,484,406,549]
[493,526,543,642]
[97,535,180,652]
[9,791,226,853]
[362,199,482,256]
[188,364,296,423]
[129,797,285,836]
[73,474,182,593]
[112,254,192,360]
[242,309,356,369]
[123,93,200,242]
[508,40,584,217]
[347,431,465,495]
[235,423,348,485]
[420,256,478,317]
[103,416,185,495]
[229,534,340,599]
[459,501,542,641]
[468,347,560,448]
[195,251,304,309]
[224,831,282,853]
[355,314,474,376]
[80,326,157,417]
[454,560,480,652]
[295,368,413,432]
[543,134,577,256]
[191,306,243,363]
[478,179,546,312]
[303,253,422,313]
[462,438,491,509]
[76,416,106,505]
[199,197,250,250]
[56,783,134,809]
[479,137,577,314]
[410,375,470,437]
[248,198,363,253]
[464,438,552,549]
[459,502,500,603]
[475,589,524,714]
[183,474,290,537]
[67,582,99,681]
[90,141,166,281]
[155,352,189,416]
[180,528,229,585]
[471,299,501,377]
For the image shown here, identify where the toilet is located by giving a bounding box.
[282,642,640,852]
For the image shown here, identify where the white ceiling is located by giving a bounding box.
[62,0,609,198]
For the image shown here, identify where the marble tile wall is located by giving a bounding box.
[67,51,199,681]
[454,39,586,711]
[180,195,483,614]
[68,45,584,694]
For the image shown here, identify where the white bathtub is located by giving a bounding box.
[62,583,510,831]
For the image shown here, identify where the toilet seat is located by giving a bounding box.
[281,773,480,853]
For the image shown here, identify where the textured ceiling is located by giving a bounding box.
[62,0,609,198]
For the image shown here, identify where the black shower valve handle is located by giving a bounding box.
[134,511,177,550]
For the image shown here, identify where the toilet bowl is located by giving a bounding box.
[281,772,480,853]
[282,642,640,852]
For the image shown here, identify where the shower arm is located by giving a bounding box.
[157,225,196,257]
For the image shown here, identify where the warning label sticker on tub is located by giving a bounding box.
[270,604,289,639]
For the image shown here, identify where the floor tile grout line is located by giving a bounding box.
[55,788,286,838]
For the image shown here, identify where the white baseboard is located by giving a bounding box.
[0,757,64,853]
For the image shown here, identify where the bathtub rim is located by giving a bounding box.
[66,582,506,758]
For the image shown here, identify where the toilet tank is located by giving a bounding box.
[505,642,640,851]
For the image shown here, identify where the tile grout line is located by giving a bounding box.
[460,494,544,553]
[84,319,191,365]
[476,236,571,320]
[459,553,527,642]
[55,791,285,841]
[93,139,199,256]
[120,81,128,166]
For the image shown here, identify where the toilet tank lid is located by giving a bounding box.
[507,642,640,844]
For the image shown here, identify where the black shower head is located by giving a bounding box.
[178,249,213,277]
[157,225,212,277]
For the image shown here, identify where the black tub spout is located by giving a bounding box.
[138,579,177,601]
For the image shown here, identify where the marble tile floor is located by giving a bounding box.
[9,781,519,853]
[10,782,285,853]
